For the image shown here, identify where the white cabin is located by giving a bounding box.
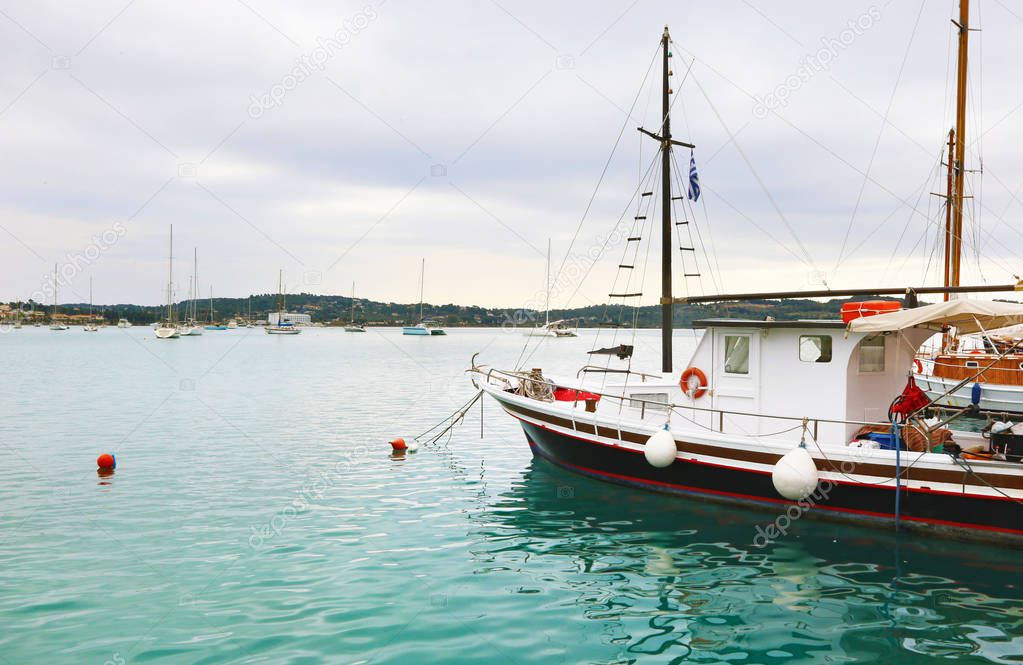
[672,319,932,442]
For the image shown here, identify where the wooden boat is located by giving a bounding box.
[470,21,1023,543]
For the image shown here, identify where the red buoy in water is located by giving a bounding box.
[389,438,407,451]
[97,453,116,470]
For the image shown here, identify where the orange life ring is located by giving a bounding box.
[680,367,708,399]
[913,358,923,374]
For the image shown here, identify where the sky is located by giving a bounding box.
[2,0,1023,311]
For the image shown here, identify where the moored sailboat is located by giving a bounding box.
[155,225,181,339]
[266,270,301,335]
[49,264,69,331]
[402,259,445,336]
[469,22,1023,543]
[344,282,366,332]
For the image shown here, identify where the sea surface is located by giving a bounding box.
[1,325,1021,664]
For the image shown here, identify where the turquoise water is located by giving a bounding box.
[1,326,1021,664]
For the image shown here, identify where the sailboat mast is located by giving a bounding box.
[950,0,969,291]
[351,281,356,323]
[193,248,198,321]
[167,224,174,323]
[659,25,673,374]
[419,258,425,321]
[545,239,551,327]
[53,263,58,321]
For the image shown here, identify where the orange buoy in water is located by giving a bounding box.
[97,453,116,470]
[389,438,407,451]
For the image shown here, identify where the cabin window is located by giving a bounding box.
[965,361,980,369]
[723,335,750,374]
[859,336,886,373]
[799,335,832,363]
[629,393,669,413]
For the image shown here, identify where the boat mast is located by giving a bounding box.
[949,0,970,294]
[659,26,673,373]
[419,258,425,322]
[545,239,551,328]
[167,224,174,324]
[351,281,356,324]
[53,263,58,322]
[193,248,198,321]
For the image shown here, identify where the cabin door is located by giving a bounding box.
[711,330,760,434]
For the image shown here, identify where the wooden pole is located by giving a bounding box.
[660,25,673,374]
[950,0,969,290]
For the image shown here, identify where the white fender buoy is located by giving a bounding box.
[644,427,677,468]
[772,445,818,500]
[407,440,420,453]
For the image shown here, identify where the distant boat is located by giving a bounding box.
[266,270,301,335]
[524,240,576,338]
[181,249,203,336]
[403,259,445,336]
[84,277,99,332]
[344,282,366,332]
[203,285,227,330]
[49,264,69,331]
[155,225,181,339]
[117,318,131,328]
[227,319,238,329]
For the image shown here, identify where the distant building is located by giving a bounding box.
[268,312,312,325]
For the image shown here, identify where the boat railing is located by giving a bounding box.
[470,365,931,444]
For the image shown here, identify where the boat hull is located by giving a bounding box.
[916,372,1023,414]
[403,326,429,336]
[485,390,1023,543]
[520,419,1023,542]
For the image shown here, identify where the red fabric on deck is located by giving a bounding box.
[552,388,601,402]
[890,375,930,417]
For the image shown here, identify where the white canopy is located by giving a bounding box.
[847,299,1023,335]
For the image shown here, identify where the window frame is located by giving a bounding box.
[858,335,887,374]
[722,334,751,375]
[798,334,833,363]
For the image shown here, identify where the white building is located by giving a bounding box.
[268,312,312,325]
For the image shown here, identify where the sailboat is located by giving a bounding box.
[469,21,1023,543]
[83,277,99,331]
[49,264,69,330]
[524,240,577,338]
[266,270,300,335]
[204,287,227,330]
[911,2,1023,414]
[155,225,181,339]
[344,282,366,332]
[180,249,203,336]
[402,259,445,335]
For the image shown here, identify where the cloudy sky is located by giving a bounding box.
[2,0,1022,310]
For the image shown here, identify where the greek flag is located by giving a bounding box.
[687,152,701,202]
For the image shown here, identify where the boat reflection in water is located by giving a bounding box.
[472,460,1023,662]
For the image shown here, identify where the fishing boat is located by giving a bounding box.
[83,277,99,331]
[523,240,577,338]
[49,264,69,331]
[907,2,1023,414]
[344,282,366,332]
[403,259,445,335]
[469,22,1023,543]
[155,225,181,339]
[266,270,301,335]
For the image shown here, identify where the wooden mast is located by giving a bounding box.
[950,0,969,293]
[659,25,673,374]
